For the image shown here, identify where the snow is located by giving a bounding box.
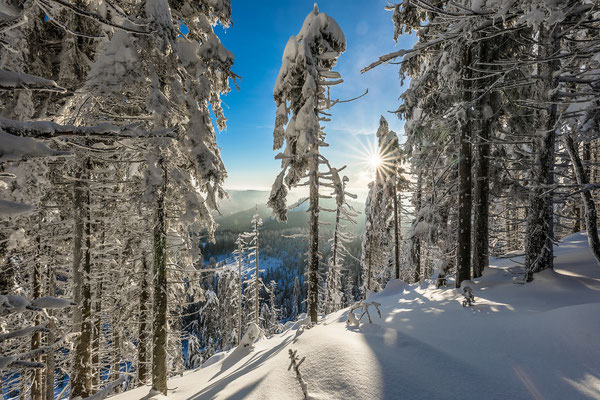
[0,129,62,161]
[0,69,64,91]
[0,199,35,217]
[0,294,74,314]
[111,232,600,400]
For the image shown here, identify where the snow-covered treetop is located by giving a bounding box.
[273,3,346,108]
[269,3,346,221]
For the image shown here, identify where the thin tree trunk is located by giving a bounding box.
[138,255,149,386]
[524,24,559,281]
[152,156,168,395]
[71,158,93,399]
[112,327,121,393]
[456,45,473,288]
[254,213,260,327]
[237,241,242,345]
[472,38,499,278]
[413,171,422,283]
[307,148,319,324]
[367,235,373,291]
[45,265,56,400]
[393,184,400,279]
[31,224,43,400]
[92,281,102,391]
[565,135,600,264]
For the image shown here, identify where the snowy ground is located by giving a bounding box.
[113,232,600,400]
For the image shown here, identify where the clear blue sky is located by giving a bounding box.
[213,1,416,194]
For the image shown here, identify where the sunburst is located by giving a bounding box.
[347,136,399,183]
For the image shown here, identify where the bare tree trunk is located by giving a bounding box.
[45,265,56,400]
[31,225,43,400]
[327,204,341,313]
[71,158,93,398]
[307,149,319,324]
[112,327,121,393]
[92,281,102,392]
[525,25,559,281]
[367,236,373,291]
[413,172,422,283]
[254,212,260,327]
[138,255,149,385]
[152,156,168,395]
[237,241,243,345]
[456,45,473,288]
[393,184,400,279]
[565,135,600,265]
[472,38,499,279]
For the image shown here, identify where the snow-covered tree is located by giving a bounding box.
[268,4,347,324]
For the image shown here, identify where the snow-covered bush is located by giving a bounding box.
[346,301,382,326]
[462,286,475,307]
[239,323,263,348]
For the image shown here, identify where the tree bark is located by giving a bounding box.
[138,255,149,385]
[393,184,400,279]
[151,156,168,395]
[307,148,320,324]
[524,24,559,281]
[472,38,499,279]
[31,224,43,400]
[71,158,93,399]
[237,241,243,345]
[254,213,260,327]
[92,281,102,391]
[45,265,56,400]
[413,171,422,283]
[565,135,600,265]
[456,45,473,288]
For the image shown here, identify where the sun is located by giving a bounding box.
[368,154,383,169]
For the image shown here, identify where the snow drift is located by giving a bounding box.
[111,232,600,400]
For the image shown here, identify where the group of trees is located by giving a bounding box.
[1,0,236,398]
[362,0,600,288]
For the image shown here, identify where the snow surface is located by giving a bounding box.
[111,232,600,400]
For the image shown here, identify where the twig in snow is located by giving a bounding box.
[288,349,309,399]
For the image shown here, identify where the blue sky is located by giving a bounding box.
[213,1,416,194]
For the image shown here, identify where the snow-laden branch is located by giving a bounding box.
[37,0,151,35]
[0,69,66,92]
[0,118,174,139]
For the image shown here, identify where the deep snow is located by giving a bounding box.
[112,232,600,400]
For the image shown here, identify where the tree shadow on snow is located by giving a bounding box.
[186,335,293,400]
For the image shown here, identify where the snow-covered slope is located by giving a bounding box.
[113,232,600,400]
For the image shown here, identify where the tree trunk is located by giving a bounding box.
[524,24,559,281]
[307,148,320,324]
[112,328,121,393]
[237,241,243,345]
[472,38,499,278]
[456,45,473,288]
[565,135,600,265]
[92,281,102,391]
[393,184,400,279]
[413,171,422,283]
[254,214,260,327]
[327,204,341,313]
[45,265,56,400]
[71,158,93,399]
[152,156,168,395]
[31,226,43,400]
[138,255,150,385]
